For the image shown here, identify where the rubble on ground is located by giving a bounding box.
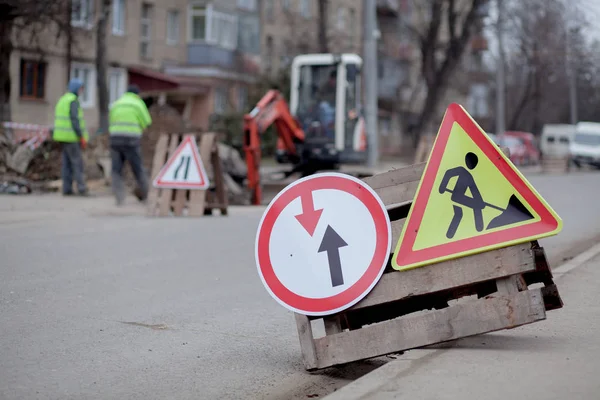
[0,105,253,204]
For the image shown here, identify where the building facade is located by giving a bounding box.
[8,0,262,132]
[259,0,363,76]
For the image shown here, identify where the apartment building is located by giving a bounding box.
[9,0,261,132]
[260,0,363,76]
[164,0,262,125]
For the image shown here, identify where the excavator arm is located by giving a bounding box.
[243,90,305,205]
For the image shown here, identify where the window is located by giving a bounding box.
[336,8,346,30]
[167,10,180,45]
[214,87,228,114]
[140,3,153,59]
[19,59,46,100]
[546,136,556,143]
[189,5,207,41]
[265,0,274,21]
[265,36,273,74]
[238,15,260,53]
[71,0,93,28]
[112,0,125,35]
[108,68,127,106]
[299,0,311,18]
[188,4,238,50]
[209,10,238,49]
[237,0,257,10]
[237,86,248,112]
[70,63,96,108]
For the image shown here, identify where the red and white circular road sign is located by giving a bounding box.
[255,172,391,316]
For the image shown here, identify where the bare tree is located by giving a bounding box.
[406,0,489,144]
[317,0,329,53]
[500,0,591,132]
[0,0,73,122]
[96,0,111,134]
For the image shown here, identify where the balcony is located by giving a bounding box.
[187,44,236,68]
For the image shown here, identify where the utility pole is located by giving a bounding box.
[565,27,578,125]
[495,0,505,136]
[364,0,379,168]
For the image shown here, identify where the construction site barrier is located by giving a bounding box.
[294,162,563,371]
[146,132,228,217]
[2,122,51,150]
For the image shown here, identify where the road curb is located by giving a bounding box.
[322,240,600,400]
[552,241,600,278]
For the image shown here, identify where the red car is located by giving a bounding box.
[497,135,528,165]
[503,131,540,165]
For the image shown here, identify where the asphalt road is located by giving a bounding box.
[1,170,599,400]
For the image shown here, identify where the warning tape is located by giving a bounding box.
[2,122,51,150]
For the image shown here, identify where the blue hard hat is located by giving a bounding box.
[68,78,84,94]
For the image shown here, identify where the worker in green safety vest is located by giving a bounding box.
[52,78,89,196]
[109,84,152,205]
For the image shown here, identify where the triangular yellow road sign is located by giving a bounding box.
[392,103,562,271]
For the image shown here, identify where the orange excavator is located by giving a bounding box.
[243,53,367,205]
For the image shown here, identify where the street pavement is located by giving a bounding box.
[0,169,599,399]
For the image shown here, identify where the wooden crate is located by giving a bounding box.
[146,132,228,217]
[294,163,563,371]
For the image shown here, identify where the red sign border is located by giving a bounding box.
[394,103,561,268]
[255,173,391,316]
[153,135,210,189]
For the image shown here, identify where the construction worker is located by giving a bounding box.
[108,84,152,205]
[52,78,89,196]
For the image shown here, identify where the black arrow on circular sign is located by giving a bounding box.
[318,225,348,287]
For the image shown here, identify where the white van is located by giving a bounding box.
[570,122,600,168]
[540,124,575,158]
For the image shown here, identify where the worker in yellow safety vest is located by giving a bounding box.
[109,84,152,205]
[53,78,89,196]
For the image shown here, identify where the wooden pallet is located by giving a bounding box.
[294,163,563,371]
[146,132,228,217]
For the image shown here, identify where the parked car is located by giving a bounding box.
[497,135,527,165]
[503,131,540,165]
[570,122,600,168]
[541,124,575,159]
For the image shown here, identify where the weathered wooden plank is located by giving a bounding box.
[158,134,179,216]
[172,187,187,216]
[496,276,520,295]
[362,163,425,207]
[310,289,546,370]
[350,242,535,311]
[172,134,196,216]
[188,133,214,216]
[541,284,563,311]
[294,313,318,370]
[324,315,343,335]
[146,133,169,216]
[211,143,229,215]
[390,219,405,249]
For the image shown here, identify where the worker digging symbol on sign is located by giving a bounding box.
[439,151,535,239]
